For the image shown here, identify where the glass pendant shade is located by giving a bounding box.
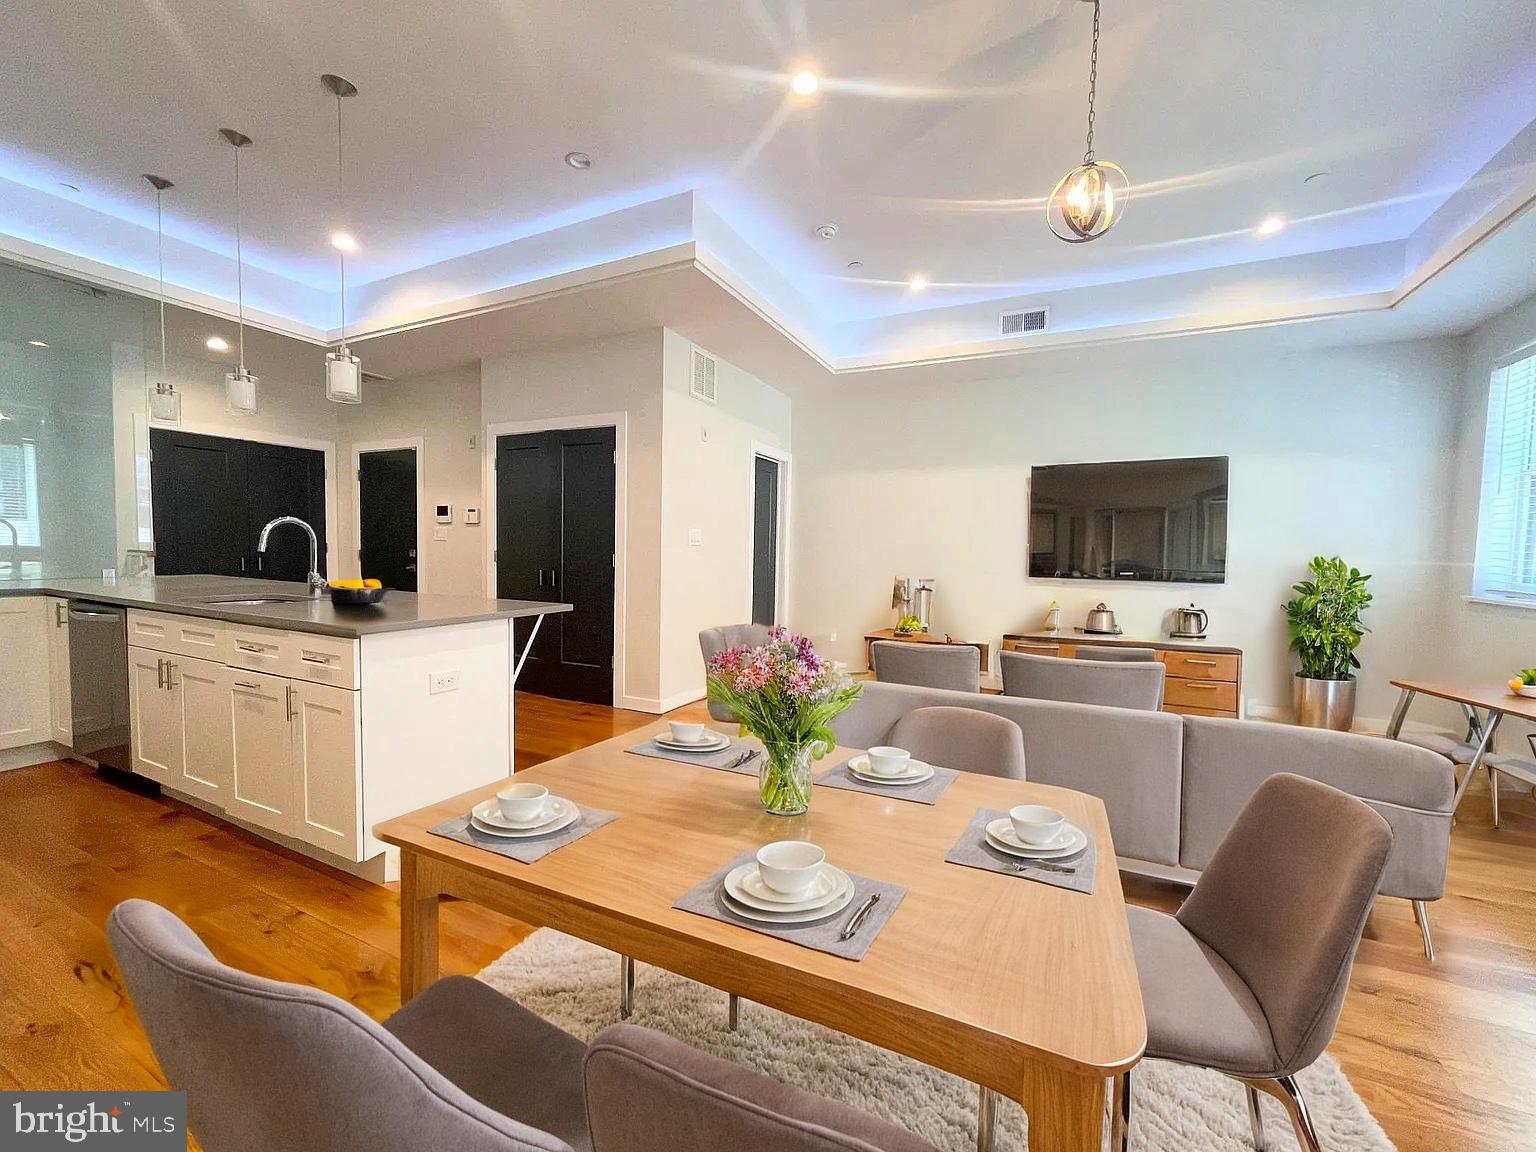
[148,381,181,424]
[226,368,258,415]
[325,347,362,403]
[1047,159,1129,243]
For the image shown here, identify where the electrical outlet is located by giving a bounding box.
[687,527,703,546]
[829,632,838,642]
[429,669,460,695]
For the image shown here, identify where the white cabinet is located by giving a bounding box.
[46,597,72,746]
[129,647,182,784]
[227,670,299,838]
[0,596,49,749]
[292,681,361,859]
[174,656,232,804]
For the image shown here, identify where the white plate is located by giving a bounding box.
[720,878,856,924]
[472,796,576,831]
[469,804,580,839]
[654,731,731,752]
[845,754,934,785]
[983,818,1088,860]
[723,863,851,912]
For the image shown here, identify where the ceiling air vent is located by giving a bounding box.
[1000,308,1049,337]
[690,346,719,404]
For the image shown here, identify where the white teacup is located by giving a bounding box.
[865,746,912,777]
[668,720,706,744]
[755,840,827,897]
[1009,804,1066,847]
[497,782,550,823]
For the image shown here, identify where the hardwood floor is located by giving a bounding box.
[1,692,1532,1152]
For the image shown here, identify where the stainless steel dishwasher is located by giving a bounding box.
[67,600,132,772]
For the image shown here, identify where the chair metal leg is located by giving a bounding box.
[1412,899,1435,961]
[727,993,740,1031]
[1490,765,1501,829]
[976,1085,997,1152]
[1117,1068,1132,1152]
[619,954,635,1019]
[1272,1076,1323,1152]
[1244,1084,1266,1151]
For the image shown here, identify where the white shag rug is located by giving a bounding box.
[479,929,1395,1152]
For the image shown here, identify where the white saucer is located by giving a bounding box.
[846,754,934,785]
[654,731,730,752]
[720,875,856,924]
[723,863,850,912]
[983,818,1088,860]
[470,798,579,838]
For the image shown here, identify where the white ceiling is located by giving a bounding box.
[2,0,1535,369]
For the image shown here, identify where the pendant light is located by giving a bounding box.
[1046,0,1130,243]
[143,174,181,425]
[219,127,258,414]
[322,73,363,404]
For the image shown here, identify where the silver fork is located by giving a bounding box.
[1011,860,1078,875]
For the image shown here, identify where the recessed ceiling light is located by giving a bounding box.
[564,151,592,170]
[814,223,838,240]
[1255,215,1287,237]
[28,340,48,348]
[907,274,929,291]
[846,260,863,270]
[206,336,231,352]
[330,230,358,252]
[790,70,820,97]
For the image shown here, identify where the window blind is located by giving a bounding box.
[0,439,41,548]
[1475,352,1536,599]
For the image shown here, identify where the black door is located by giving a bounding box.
[151,429,327,581]
[496,427,616,704]
[358,448,419,592]
[751,455,782,626]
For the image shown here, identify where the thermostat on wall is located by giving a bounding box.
[435,503,453,524]
[465,507,481,525]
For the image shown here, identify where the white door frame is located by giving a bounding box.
[747,442,792,626]
[149,421,339,577]
[483,413,628,709]
[351,437,427,593]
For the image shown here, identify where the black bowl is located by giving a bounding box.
[329,586,387,607]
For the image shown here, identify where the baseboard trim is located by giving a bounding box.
[0,741,71,772]
[619,688,707,715]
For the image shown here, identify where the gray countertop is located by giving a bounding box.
[0,575,571,639]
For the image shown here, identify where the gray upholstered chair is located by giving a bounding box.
[1121,774,1392,1152]
[869,640,982,692]
[700,624,774,721]
[585,1022,937,1152]
[887,705,1026,780]
[1073,645,1157,662]
[108,899,591,1152]
[1000,650,1165,711]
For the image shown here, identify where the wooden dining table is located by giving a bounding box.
[375,722,1146,1152]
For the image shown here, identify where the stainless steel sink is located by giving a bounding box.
[195,596,316,606]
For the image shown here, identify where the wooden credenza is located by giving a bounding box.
[1001,631,1243,719]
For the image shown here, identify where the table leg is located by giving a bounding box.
[399,851,442,1003]
[1019,1066,1110,1152]
[1451,711,1502,815]
[1385,688,1415,739]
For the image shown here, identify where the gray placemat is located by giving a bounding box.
[816,759,959,805]
[627,734,763,774]
[944,807,1097,894]
[429,805,618,864]
[674,851,905,960]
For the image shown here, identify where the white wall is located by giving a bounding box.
[658,330,792,707]
[334,362,484,596]
[481,330,665,710]
[789,335,1465,722]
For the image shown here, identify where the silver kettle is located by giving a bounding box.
[1172,603,1209,637]
[1084,602,1119,634]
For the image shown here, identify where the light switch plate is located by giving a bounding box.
[465,506,481,525]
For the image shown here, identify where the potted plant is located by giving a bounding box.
[706,628,863,815]
[1283,555,1373,730]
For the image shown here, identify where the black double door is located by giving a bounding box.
[150,429,327,582]
[358,448,419,592]
[495,427,615,704]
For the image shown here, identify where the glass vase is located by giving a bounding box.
[759,742,815,816]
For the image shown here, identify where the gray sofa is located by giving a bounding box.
[833,681,1454,957]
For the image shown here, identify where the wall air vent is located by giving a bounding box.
[689,346,719,404]
[1000,308,1049,337]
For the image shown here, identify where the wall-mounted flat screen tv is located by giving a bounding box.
[1029,456,1229,583]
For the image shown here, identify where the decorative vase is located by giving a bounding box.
[1293,674,1357,731]
[759,742,815,816]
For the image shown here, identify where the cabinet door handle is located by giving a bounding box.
[1183,658,1218,666]
[1186,681,1221,689]
[236,643,265,654]
[166,661,179,689]
[286,684,297,721]
[233,680,262,691]
[156,658,165,689]
[55,603,66,627]
[300,653,334,665]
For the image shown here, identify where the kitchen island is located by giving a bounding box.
[0,576,571,881]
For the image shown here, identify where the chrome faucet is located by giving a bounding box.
[256,516,327,594]
[0,517,17,578]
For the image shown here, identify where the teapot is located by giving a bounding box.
[1172,603,1209,638]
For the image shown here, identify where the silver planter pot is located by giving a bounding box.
[1293,674,1357,731]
